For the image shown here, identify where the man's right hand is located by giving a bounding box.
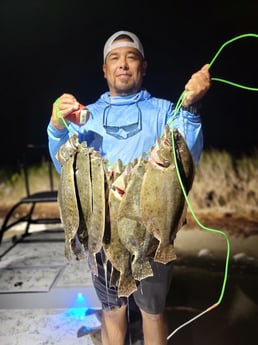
[51,93,80,129]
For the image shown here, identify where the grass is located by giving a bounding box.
[189,149,258,212]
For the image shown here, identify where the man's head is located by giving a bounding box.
[103,31,145,63]
[103,31,147,96]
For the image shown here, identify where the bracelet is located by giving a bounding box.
[181,103,201,115]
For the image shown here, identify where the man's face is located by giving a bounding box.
[103,40,147,96]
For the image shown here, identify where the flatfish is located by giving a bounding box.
[74,141,94,253]
[87,151,107,276]
[117,154,157,282]
[56,135,81,260]
[140,125,195,264]
[104,162,137,297]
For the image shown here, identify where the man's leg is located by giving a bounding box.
[140,309,168,345]
[92,252,129,344]
[101,304,127,345]
[133,260,174,345]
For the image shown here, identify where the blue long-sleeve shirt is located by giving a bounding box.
[47,89,203,173]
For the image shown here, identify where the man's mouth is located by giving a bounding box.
[117,73,130,78]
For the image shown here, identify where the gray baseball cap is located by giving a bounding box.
[103,30,145,62]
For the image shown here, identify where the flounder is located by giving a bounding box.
[140,125,195,264]
[56,135,81,260]
[104,161,137,297]
[74,141,94,254]
[117,154,157,282]
[87,151,107,276]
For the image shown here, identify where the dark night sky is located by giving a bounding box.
[0,0,257,168]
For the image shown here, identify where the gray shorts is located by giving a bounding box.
[91,250,174,314]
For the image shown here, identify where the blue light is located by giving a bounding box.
[64,292,89,320]
[66,307,88,320]
[77,292,85,303]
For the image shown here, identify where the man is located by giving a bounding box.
[47,30,210,345]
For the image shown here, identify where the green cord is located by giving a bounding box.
[169,33,258,128]
[211,77,258,91]
[54,98,73,133]
[208,33,258,92]
[208,33,258,70]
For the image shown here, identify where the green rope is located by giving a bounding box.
[209,33,258,69]
[211,77,258,91]
[168,33,258,128]
[208,33,258,92]
[54,98,73,134]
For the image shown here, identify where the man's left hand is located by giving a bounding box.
[182,64,211,107]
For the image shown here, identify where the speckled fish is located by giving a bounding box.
[103,162,137,297]
[74,141,94,254]
[105,187,137,297]
[87,151,107,276]
[56,135,81,260]
[117,154,157,282]
[140,125,195,264]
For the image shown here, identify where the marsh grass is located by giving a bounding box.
[189,149,258,212]
[0,150,257,213]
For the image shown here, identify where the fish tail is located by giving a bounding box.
[118,273,137,298]
[64,242,73,261]
[132,259,153,281]
[88,252,98,277]
[154,242,177,264]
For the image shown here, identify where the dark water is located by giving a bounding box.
[166,264,258,345]
[126,261,258,345]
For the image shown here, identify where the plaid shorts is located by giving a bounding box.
[91,250,174,314]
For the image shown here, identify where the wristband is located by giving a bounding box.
[181,102,201,115]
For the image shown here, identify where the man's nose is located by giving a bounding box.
[119,59,129,69]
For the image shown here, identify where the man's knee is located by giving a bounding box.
[103,304,127,320]
[140,309,164,321]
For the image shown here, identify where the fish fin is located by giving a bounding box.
[110,266,120,288]
[71,234,87,260]
[77,208,89,250]
[154,242,177,264]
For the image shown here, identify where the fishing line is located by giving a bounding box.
[167,32,258,340]
[54,98,73,133]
